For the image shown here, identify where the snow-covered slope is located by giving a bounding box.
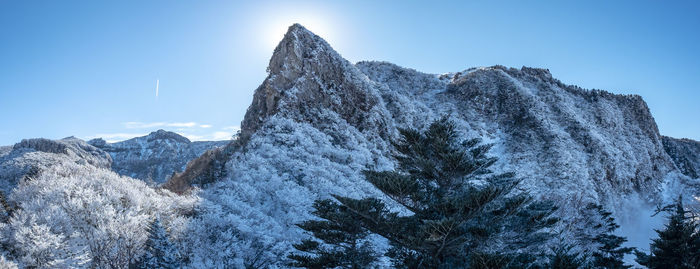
[0,137,112,194]
[662,136,700,179]
[0,159,199,268]
[174,24,699,266]
[89,130,228,183]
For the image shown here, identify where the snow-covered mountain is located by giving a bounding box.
[0,130,226,193]
[164,24,699,266]
[0,137,112,194]
[1,23,698,268]
[89,130,228,183]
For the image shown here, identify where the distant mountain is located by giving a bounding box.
[0,137,112,194]
[89,129,228,183]
[0,130,226,194]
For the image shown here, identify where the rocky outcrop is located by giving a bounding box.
[241,24,393,143]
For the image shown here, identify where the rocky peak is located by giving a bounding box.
[146,129,191,144]
[267,23,334,77]
[240,24,387,143]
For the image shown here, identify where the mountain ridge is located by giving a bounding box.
[160,24,698,265]
[88,129,228,183]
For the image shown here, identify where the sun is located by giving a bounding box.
[261,11,335,51]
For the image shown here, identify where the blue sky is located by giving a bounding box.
[1,0,699,144]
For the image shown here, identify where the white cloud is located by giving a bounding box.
[123,122,201,129]
[177,131,234,141]
[88,133,149,143]
[222,126,241,132]
[168,122,198,128]
[211,131,235,140]
[92,122,238,143]
[180,133,205,141]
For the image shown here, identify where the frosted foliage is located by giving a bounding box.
[0,256,17,269]
[186,115,395,267]
[0,137,112,194]
[0,163,198,268]
[142,218,180,268]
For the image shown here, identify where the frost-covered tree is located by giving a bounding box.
[0,255,18,269]
[9,221,89,268]
[288,199,377,268]
[0,163,197,268]
[332,117,559,268]
[140,218,181,269]
[635,197,700,269]
[587,204,634,269]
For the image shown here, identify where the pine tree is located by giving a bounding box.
[0,191,10,223]
[140,218,181,269]
[331,117,559,268]
[288,199,377,269]
[635,197,700,269]
[588,203,634,269]
[547,244,587,269]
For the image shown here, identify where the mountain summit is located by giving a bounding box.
[242,24,388,142]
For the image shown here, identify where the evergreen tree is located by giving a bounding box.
[288,199,377,268]
[634,197,700,269]
[0,191,10,223]
[588,203,634,269]
[140,218,181,269]
[547,244,587,269]
[331,117,559,268]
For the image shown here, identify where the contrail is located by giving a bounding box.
[156,79,159,98]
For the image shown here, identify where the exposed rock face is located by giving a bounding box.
[0,137,112,193]
[241,24,392,143]
[89,130,227,183]
[662,136,700,179]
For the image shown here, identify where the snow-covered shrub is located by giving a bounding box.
[0,162,198,268]
[0,255,18,269]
